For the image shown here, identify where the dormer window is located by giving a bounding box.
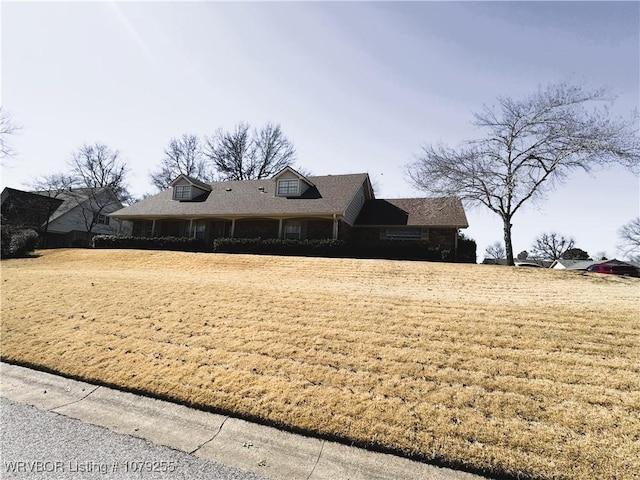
[170,174,212,202]
[273,166,314,198]
[174,185,191,200]
[277,179,299,196]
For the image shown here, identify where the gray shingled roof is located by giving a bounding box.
[110,174,370,219]
[32,188,117,223]
[355,198,468,228]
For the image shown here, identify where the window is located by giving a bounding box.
[284,221,301,239]
[277,179,299,196]
[93,213,110,225]
[382,229,422,240]
[174,185,191,200]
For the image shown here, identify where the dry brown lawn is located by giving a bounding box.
[1,249,639,479]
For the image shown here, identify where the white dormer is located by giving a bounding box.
[170,175,212,201]
[273,167,314,197]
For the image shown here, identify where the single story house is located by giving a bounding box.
[109,168,468,254]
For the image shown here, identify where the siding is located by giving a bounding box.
[47,192,120,235]
[343,185,366,225]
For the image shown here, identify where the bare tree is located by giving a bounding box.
[617,217,640,261]
[149,134,210,190]
[484,241,505,261]
[530,232,575,261]
[0,107,21,160]
[70,143,130,202]
[253,123,297,178]
[204,122,297,181]
[30,173,76,197]
[31,143,130,239]
[69,143,131,234]
[406,82,640,265]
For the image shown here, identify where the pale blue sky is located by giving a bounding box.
[2,1,638,260]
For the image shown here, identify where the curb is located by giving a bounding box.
[0,362,486,480]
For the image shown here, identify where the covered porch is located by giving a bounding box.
[125,216,341,243]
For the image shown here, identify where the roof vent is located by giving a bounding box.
[226,188,232,192]
[258,187,265,192]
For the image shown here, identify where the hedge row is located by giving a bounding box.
[92,235,207,252]
[351,240,453,261]
[213,238,346,256]
[92,234,475,262]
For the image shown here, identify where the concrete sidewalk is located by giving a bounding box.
[0,363,486,480]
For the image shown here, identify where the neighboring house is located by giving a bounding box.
[109,168,469,254]
[481,258,551,267]
[32,187,128,247]
[550,259,596,270]
[1,188,64,243]
[550,258,639,273]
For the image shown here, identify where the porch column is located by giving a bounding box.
[151,219,156,237]
[332,215,339,240]
[278,219,283,239]
[116,219,122,235]
[189,219,194,238]
[454,228,459,259]
[230,219,236,238]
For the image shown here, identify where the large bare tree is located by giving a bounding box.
[530,232,575,261]
[70,143,130,201]
[149,134,210,190]
[406,82,640,265]
[32,143,130,238]
[204,122,297,181]
[617,217,640,261]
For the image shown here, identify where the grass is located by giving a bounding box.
[1,249,639,479]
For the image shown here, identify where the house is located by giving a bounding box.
[550,258,639,273]
[1,187,127,248]
[1,188,64,237]
[109,168,469,256]
[550,259,596,270]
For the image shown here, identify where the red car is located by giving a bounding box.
[586,263,639,277]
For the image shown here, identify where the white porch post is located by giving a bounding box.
[332,215,339,240]
[189,219,194,238]
[230,219,236,238]
[151,219,156,237]
[278,219,283,239]
[116,219,122,235]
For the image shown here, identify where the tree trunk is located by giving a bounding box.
[502,215,515,266]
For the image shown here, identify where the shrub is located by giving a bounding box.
[1,227,39,259]
[344,240,453,262]
[213,238,347,257]
[92,235,207,252]
[456,235,477,263]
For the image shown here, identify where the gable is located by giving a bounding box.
[170,175,212,201]
[272,167,315,198]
